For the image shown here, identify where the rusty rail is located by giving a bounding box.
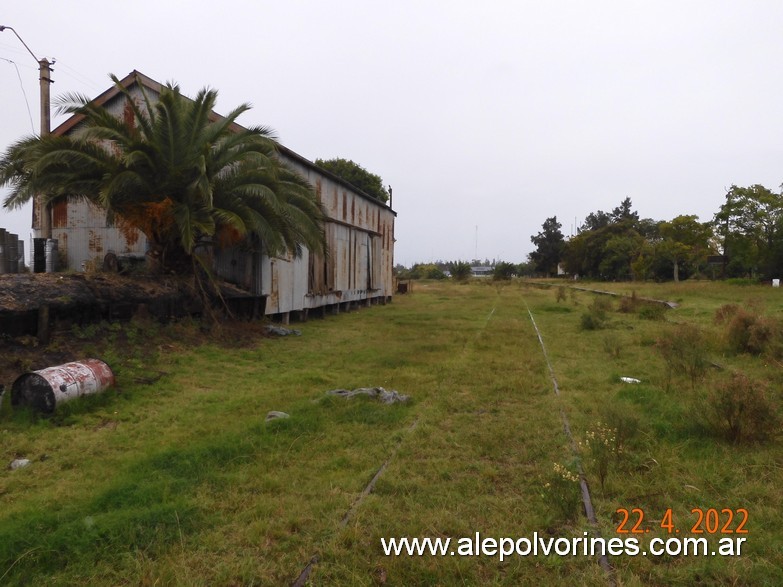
[525,301,616,585]
[291,418,419,586]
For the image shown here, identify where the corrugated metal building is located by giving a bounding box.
[38,71,396,319]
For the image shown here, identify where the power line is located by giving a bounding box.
[54,60,103,92]
[1,57,35,132]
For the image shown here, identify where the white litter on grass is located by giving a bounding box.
[9,459,30,470]
[265,411,290,421]
[620,377,641,384]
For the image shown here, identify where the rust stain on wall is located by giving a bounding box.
[315,178,322,202]
[88,230,104,253]
[52,199,68,228]
[123,99,136,131]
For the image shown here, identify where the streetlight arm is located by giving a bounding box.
[1,24,53,238]
[0,25,40,62]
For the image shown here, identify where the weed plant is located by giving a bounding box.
[656,323,709,390]
[579,422,622,493]
[617,290,638,313]
[542,461,582,522]
[704,372,781,443]
[580,296,612,330]
[602,334,622,358]
[555,285,567,303]
[637,302,667,321]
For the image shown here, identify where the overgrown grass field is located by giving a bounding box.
[0,280,781,585]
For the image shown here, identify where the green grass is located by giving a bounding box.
[0,280,781,585]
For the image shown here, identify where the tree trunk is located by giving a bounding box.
[673,259,680,282]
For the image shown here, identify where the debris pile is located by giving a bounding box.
[264,325,302,337]
[327,387,409,404]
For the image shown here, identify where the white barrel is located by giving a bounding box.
[11,359,115,413]
[45,238,58,273]
[17,240,25,271]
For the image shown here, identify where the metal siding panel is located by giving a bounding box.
[57,199,147,270]
[357,232,369,291]
[272,257,295,313]
[261,255,272,296]
[333,225,350,292]
[213,246,253,290]
[268,259,280,313]
[292,253,308,311]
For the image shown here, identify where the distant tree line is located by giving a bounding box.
[529,187,783,282]
[395,259,535,281]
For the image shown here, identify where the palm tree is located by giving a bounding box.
[0,74,325,275]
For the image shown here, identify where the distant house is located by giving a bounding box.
[38,71,396,320]
[471,266,493,277]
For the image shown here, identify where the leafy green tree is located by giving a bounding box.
[714,185,783,278]
[581,210,611,232]
[598,232,643,280]
[564,198,650,280]
[611,197,639,224]
[0,75,325,275]
[410,263,445,279]
[314,157,389,203]
[492,261,516,281]
[563,221,643,280]
[529,216,564,276]
[659,215,713,281]
[516,260,536,277]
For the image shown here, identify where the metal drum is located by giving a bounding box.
[11,359,115,413]
[33,237,46,273]
[7,233,18,273]
[45,238,58,273]
[0,228,6,274]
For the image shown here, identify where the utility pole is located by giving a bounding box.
[39,57,52,238]
[0,26,53,238]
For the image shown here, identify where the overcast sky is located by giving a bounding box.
[3,1,783,266]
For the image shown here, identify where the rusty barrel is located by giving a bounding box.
[11,359,115,413]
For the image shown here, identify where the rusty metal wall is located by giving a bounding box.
[51,87,150,269]
[282,155,396,301]
[52,199,147,271]
[213,156,396,316]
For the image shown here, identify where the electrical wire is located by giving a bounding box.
[54,60,103,92]
[1,56,35,133]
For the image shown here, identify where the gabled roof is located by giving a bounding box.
[52,70,395,214]
[52,71,162,137]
